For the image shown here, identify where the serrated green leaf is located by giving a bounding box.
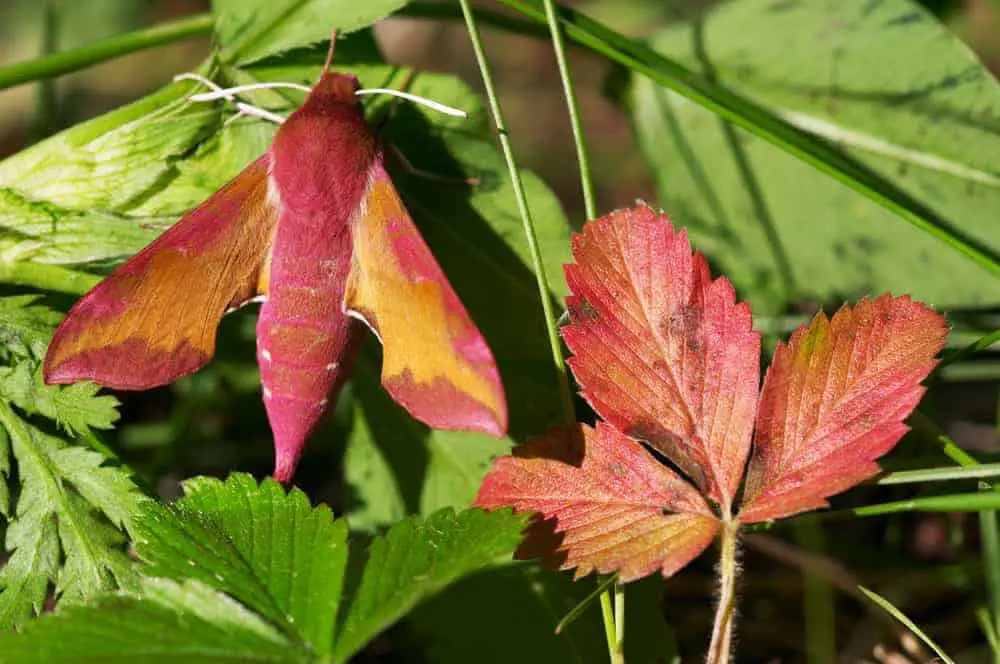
[0,516,58,629]
[0,578,309,663]
[0,296,63,360]
[0,363,119,434]
[135,473,348,656]
[344,351,511,531]
[333,507,528,662]
[213,0,408,66]
[0,403,139,629]
[631,0,1000,312]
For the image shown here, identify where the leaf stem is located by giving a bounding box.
[542,0,595,220]
[0,13,213,91]
[613,580,626,657]
[707,519,740,664]
[456,0,575,426]
[599,590,621,664]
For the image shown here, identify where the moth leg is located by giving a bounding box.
[388,143,479,186]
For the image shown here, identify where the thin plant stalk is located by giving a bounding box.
[455,5,616,660]
[455,0,575,427]
[795,520,835,664]
[538,0,621,651]
[542,0,596,220]
[707,519,740,664]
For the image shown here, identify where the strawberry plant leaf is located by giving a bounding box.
[333,507,528,662]
[476,423,719,582]
[213,0,408,66]
[0,578,308,663]
[562,204,759,510]
[740,295,947,522]
[134,473,348,657]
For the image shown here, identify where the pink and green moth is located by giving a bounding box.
[43,40,508,482]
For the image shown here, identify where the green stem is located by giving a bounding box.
[0,13,213,91]
[707,519,740,664]
[542,0,596,220]
[981,505,1000,663]
[795,520,835,664]
[599,590,620,664]
[613,581,626,658]
[456,0,575,426]
[537,0,614,648]
[938,328,1000,371]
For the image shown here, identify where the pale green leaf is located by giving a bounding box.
[632,0,1000,312]
[0,578,310,663]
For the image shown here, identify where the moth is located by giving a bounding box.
[43,41,508,481]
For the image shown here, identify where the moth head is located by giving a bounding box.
[308,71,362,108]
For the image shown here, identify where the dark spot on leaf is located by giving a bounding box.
[883,11,922,27]
[661,305,703,352]
[572,298,599,322]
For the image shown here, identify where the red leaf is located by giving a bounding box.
[562,204,760,512]
[475,423,719,582]
[739,295,947,523]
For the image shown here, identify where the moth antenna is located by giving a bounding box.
[188,82,311,101]
[322,30,338,77]
[354,88,468,118]
[174,73,234,100]
[174,73,286,125]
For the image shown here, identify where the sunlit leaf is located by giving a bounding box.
[741,295,947,522]
[476,423,719,582]
[562,204,759,510]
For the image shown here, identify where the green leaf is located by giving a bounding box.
[0,296,63,360]
[0,403,140,629]
[134,473,348,657]
[333,507,528,662]
[0,578,309,663]
[0,296,120,434]
[859,586,956,664]
[343,349,511,531]
[630,0,1000,311]
[0,364,119,434]
[213,0,408,66]
[496,0,1000,282]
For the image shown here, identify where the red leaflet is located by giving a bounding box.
[739,295,947,523]
[44,52,507,482]
[562,204,759,512]
[475,423,718,582]
[478,204,947,583]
